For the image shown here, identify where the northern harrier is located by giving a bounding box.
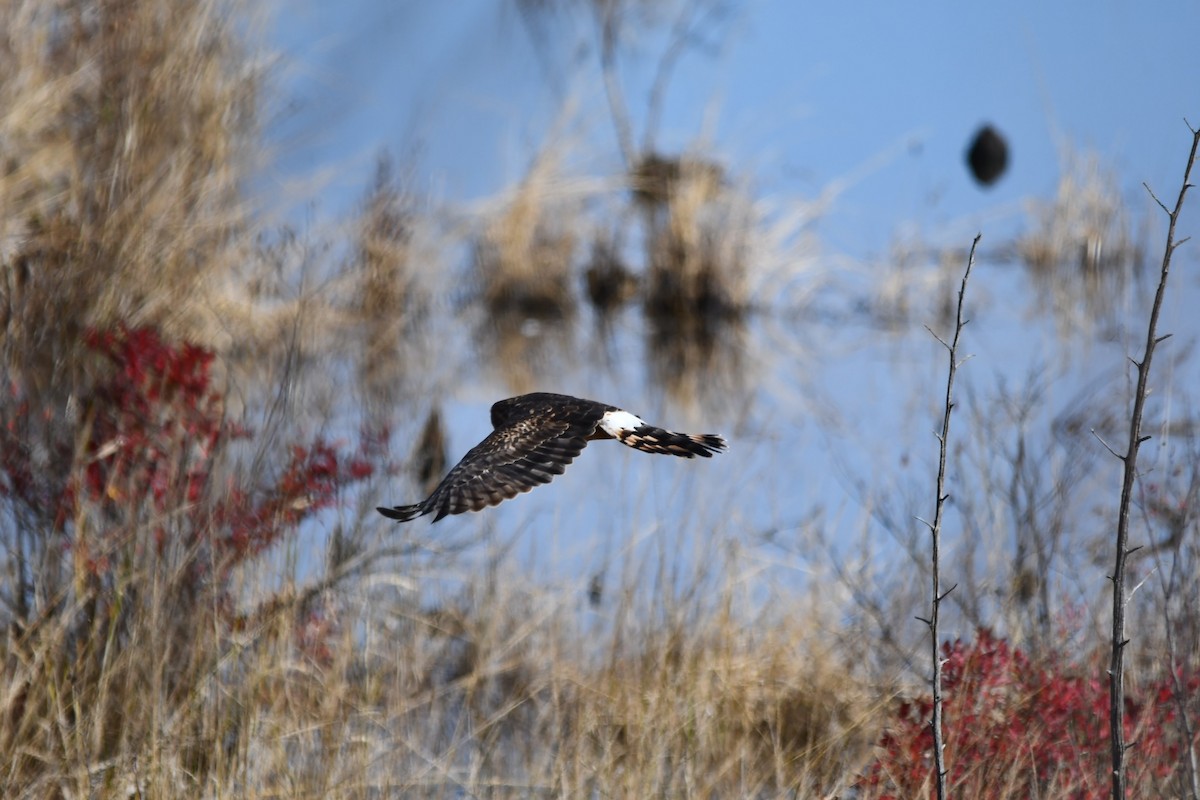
[377,392,726,523]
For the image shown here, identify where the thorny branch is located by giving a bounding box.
[1107,121,1199,800]
[924,233,980,800]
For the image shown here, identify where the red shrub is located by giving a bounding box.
[862,629,1199,799]
[1,325,383,616]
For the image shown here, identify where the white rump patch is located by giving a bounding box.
[599,409,646,437]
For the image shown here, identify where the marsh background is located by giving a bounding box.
[2,1,1199,797]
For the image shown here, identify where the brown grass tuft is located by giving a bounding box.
[412,405,447,494]
[583,234,639,313]
[474,146,578,323]
[639,151,750,323]
[1019,147,1144,333]
[0,0,266,383]
[354,153,422,408]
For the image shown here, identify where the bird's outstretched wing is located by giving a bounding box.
[378,392,726,523]
[378,415,595,523]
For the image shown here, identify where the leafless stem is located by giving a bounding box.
[593,1,636,166]
[1107,121,1199,800]
[924,233,979,799]
[643,0,730,153]
[593,0,735,164]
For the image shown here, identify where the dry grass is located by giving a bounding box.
[1019,147,1144,334]
[25,564,882,798]
[583,234,639,313]
[353,154,424,414]
[638,151,751,322]
[3,2,1198,799]
[473,144,579,325]
[1,536,885,797]
[0,0,264,376]
[467,141,583,395]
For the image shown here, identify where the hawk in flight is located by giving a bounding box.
[378,392,726,523]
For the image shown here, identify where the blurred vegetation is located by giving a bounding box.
[1,0,1198,798]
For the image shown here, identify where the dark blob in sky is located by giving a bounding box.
[967,124,1009,187]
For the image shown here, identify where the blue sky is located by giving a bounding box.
[269,0,1199,257]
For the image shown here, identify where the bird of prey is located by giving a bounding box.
[378,392,726,523]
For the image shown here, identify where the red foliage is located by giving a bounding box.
[1,325,383,604]
[74,326,228,525]
[862,629,1200,799]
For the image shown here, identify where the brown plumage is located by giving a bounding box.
[377,393,726,523]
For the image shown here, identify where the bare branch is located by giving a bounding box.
[1108,124,1200,800]
[1143,181,1171,215]
[924,232,979,800]
[923,324,951,350]
[1127,568,1155,600]
[644,0,733,152]
[593,1,636,165]
[1091,428,1124,460]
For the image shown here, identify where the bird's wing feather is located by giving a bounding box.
[420,415,594,521]
[490,392,609,429]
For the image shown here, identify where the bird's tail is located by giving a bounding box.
[377,503,426,522]
[616,426,727,458]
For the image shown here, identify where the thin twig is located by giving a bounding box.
[1091,428,1123,460]
[594,1,635,166]
[642,0,731,153]
[924,233,979,800]
[1107,121,1199,800]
